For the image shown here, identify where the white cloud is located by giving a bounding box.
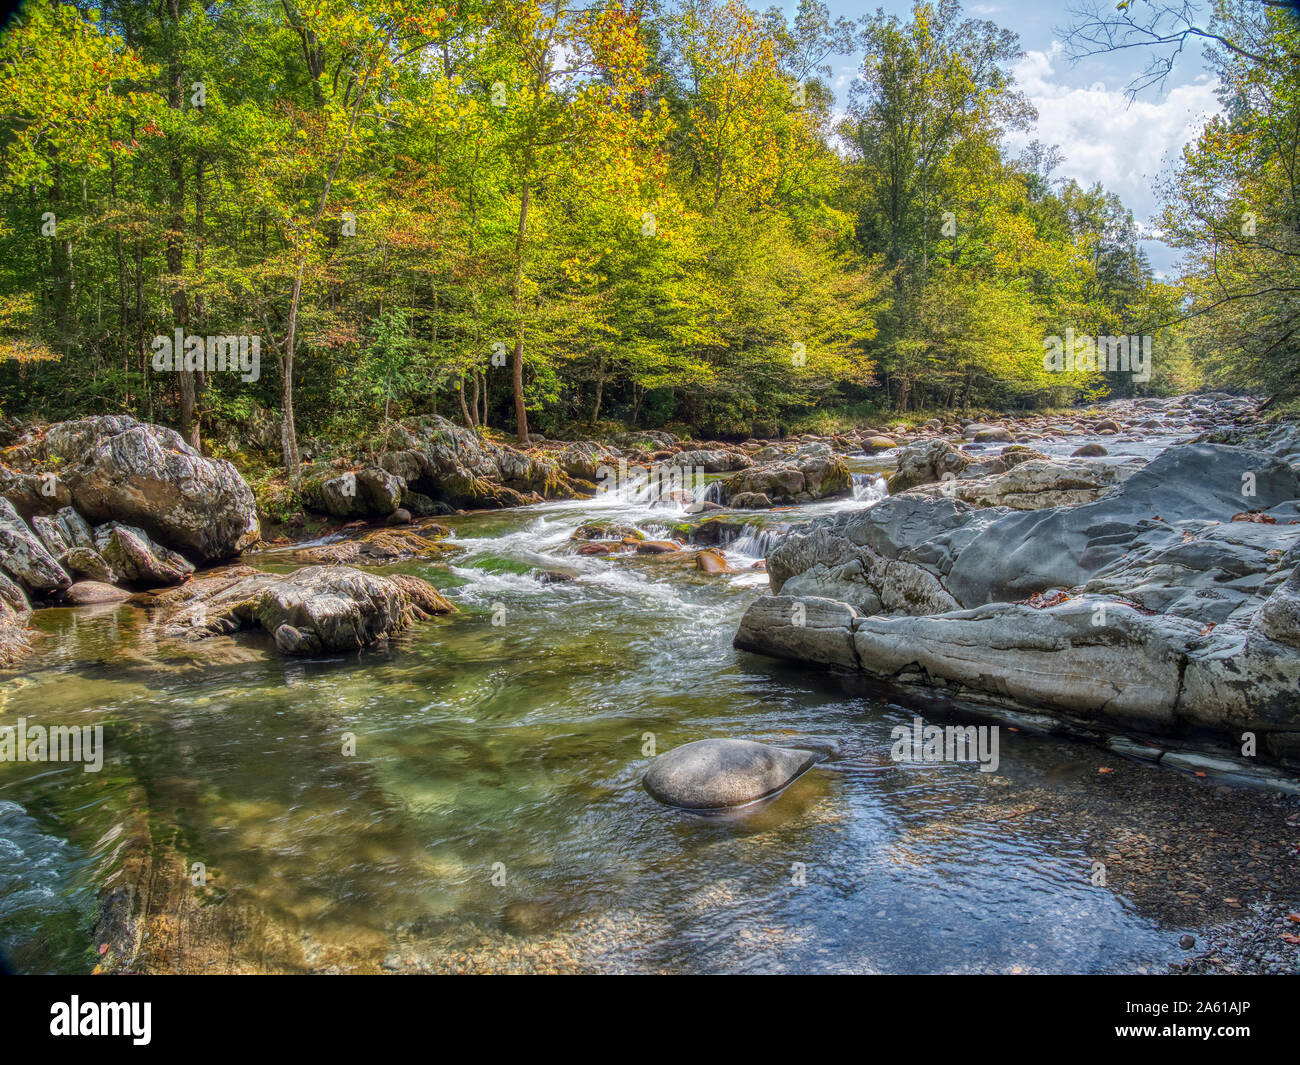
[1007,41,1221,222]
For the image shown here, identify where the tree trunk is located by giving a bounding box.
[468,370,480,426]
[457,376,474,427]
[167,0,198,447]
[511,168,532,444]
[592,364,605,424]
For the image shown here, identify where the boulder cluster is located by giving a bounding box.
[734,397,1300,770]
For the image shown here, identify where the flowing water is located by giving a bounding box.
[0,432,1282,974]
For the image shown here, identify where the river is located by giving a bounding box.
[1,430,1292,973]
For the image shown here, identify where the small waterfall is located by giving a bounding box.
[697,480,723,504]
[728,524,785,559]
[852,473,888,504]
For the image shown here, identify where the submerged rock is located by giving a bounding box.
[643,739,819,810]
[695,548,733,574]
[292,524,455,564]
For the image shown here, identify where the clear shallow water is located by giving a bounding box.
[0,433,1241,973]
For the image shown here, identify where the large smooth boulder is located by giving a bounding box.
[4,416,258,562]
[643,739,819,810]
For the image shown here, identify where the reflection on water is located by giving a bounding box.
[0,431,1283,973]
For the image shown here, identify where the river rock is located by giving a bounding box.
[643,738,819,810]
[736,436,1300,766]
[671,449,752,472]
[552,441,620,481]
[906,457,1134,510]
[0,578,31,667]
[95,522,195,587]
[636,540,682,554]
[1072,443,1109,457]
[717,453,851,505]
[293,525,455,564]
[304,466,404,518]
[0,499,70,595]
[887,439,971,493]
[378,416,584,509]
[146,565,455,656]
[63,545,115,583]
[3,416,258,562]
[695,548,733,574]
[63,581,132,605]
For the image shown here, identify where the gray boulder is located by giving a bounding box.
[718,453,851,505]
[378,416,582,509]
[305,466,404,518]
[0,499,70,596]
[888,439,971,493]
[94,523,195,587]
[4,416,258,562]
[0,570,32,667]
[671,449,753,472]
[906,457,1134,510]
[643,738,819,810]
[736,440,1300,766]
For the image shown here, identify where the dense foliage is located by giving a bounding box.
[0,0,1254,465]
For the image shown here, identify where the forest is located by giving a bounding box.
[0,0,1295,461]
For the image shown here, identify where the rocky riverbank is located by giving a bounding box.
[0,410,859,665]
[735,395,1300,782]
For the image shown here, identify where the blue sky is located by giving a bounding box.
[782,1,1223,275]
